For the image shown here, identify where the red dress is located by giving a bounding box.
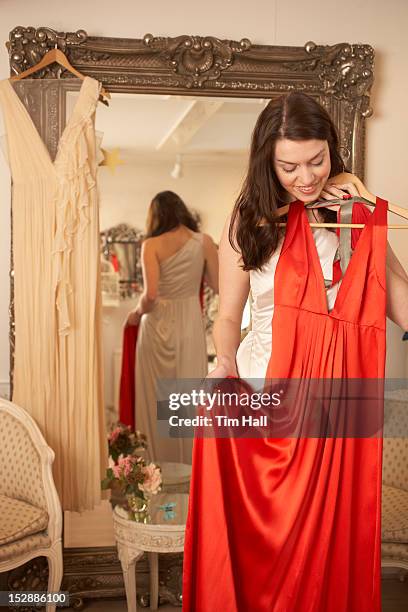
[182,197,388,611]
[119,323,139,428]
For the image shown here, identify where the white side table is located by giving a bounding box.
[113,492,189,611]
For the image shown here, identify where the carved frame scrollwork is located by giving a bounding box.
[6,25,375,605]
[6,28,374,180]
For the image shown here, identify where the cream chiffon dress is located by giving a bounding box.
[236,210,341,382]
[0,77,107,511]
[136,231,208,465]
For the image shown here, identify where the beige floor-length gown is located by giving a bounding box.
[135,231,208,465]
[0,77,107,511]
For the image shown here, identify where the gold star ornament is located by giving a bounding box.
[99,148,125,174]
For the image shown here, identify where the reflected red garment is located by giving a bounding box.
[182,197,388,611]
[110,253,119,272]
[119,276,205,429]
[199,277,205,311]
[118,324,139,428]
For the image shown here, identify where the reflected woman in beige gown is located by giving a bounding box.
[126,191,219,464]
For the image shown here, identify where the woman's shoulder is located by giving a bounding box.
[201,232,218,251]
[145,228,189,244]
[200,231,212,242]
[141,236,156,251]
[145,227,202,252]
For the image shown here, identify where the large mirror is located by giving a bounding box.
[6,27,373,606]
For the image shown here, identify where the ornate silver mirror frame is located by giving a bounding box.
[6,26,374,606]
[100,223,145,299]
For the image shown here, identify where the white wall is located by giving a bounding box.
[98,156,246,239]
[1,0,408,390]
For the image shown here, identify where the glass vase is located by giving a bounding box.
[126,493,150,523]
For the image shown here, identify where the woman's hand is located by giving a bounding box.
[124,309,141,327]
[206,355,238,379]
[320,179,361,201]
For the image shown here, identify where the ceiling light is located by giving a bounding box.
[171,154,183,179]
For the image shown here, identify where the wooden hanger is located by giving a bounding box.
[9,47,110,106]
[269,172,408,229]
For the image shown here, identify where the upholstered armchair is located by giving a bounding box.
[0,398,63,611]
[382,394,408,579]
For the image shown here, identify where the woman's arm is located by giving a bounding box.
[386,264,408,330]
[125,239,159,326]
[385,243,408,329]
[211,215,250,377]
[387,242,408,282]
[202,233,219,293]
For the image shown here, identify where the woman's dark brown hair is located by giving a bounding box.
[230,91,346,270]
[145,190,199,237]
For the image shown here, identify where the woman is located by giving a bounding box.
[125,190,218,465]
[212,95,408,382]
[182,92,408,611]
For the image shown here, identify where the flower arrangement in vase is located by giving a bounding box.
[107,422,147,460]
[102,423,162,522]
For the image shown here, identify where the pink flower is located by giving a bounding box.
[114,454,138,479]
[112,464,122,479]
[108,426,122,443]
[138,463,162,495]
[122,456,135,478]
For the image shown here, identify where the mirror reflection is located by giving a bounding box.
[82,93,265,471]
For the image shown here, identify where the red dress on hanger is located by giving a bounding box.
[182,197,388,611]
[119,323,139,428]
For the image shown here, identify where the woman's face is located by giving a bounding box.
[273,139,331,202]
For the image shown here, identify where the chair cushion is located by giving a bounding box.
[382,484,408,543]
[381,540,408,564]
[0,495,48,545]
[0,531,50,562]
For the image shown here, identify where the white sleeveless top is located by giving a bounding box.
[236,209,340,381]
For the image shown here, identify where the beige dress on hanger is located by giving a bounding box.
[135,231,208,465]
[0,77,107,512]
